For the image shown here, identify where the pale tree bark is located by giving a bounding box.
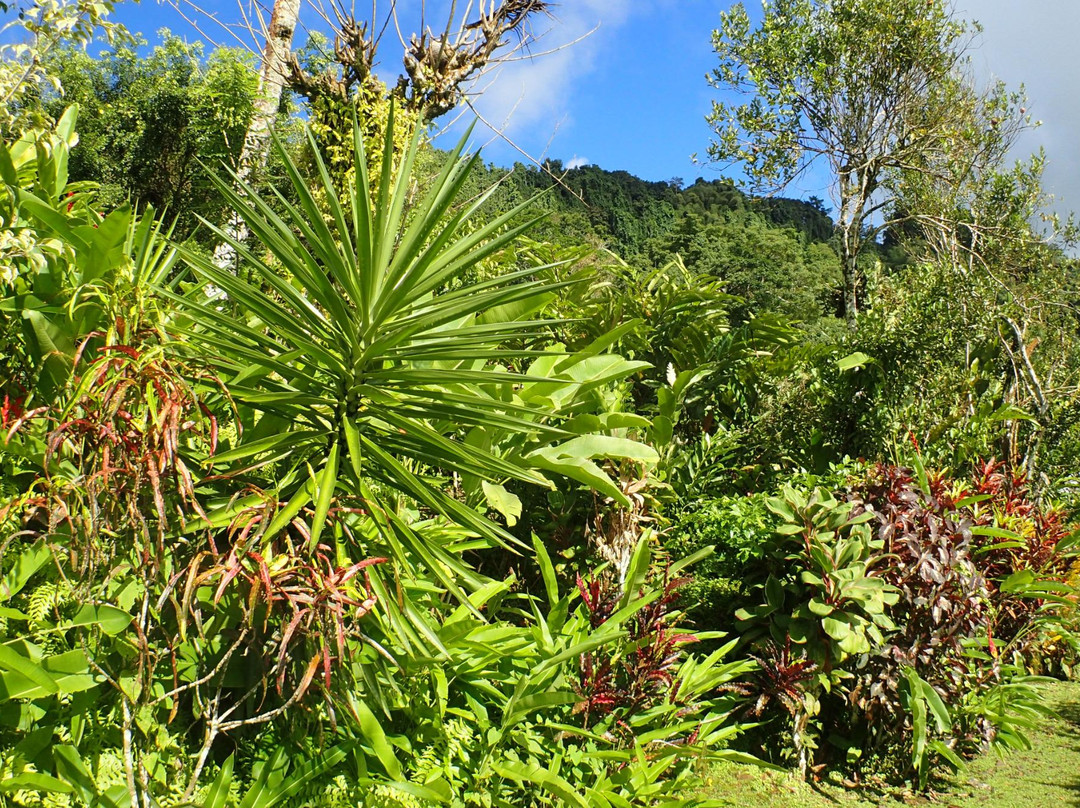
[837,171,861,325]
[213,0,300,271]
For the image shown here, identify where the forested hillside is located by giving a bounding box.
[468,161,846,325]
[0,1,1078,806]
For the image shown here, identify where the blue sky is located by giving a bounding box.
[449,0,728,185]
[109,1,1079,214]
[109,1,749,184]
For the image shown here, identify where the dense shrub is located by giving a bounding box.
[727,461,1076,785]
[664,494,773,628]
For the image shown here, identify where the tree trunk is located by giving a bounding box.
[841,240,859,327]
[836,171,863,328]
[213,0,301,272]
[838,217,860,328]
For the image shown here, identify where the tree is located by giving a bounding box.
[41,37,258,238]
[236,0,299,184]
[705,0,1026,325]
[212,0,298,269]
[0,0,126,134]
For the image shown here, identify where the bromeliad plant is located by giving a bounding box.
[575,552,699,733]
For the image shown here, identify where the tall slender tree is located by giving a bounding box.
[212,0,300,270]
[236,0,300,184]
[705,0,1026,326]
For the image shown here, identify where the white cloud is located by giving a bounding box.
[463,0,644,152]
[565,155,589,170]
[960,2,1080,218]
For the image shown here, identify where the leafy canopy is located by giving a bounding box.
[707,0,972,190]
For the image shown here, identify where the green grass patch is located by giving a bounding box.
[698,680,1080,808]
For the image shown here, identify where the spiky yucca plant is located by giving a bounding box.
[168,108,652,654]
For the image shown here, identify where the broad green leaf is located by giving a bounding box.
[68,604,132,636]
[257,744,351,808]
[381,780,451,805]
[970,525,1023,541]
[238,748,288,808]
[618,537,653,610]
[919,680,951,733]
[670,545,715,575]
[481,481,522,526]
[0,644,56,695]
[0,773,73,794]
[353,698,403,780]
[202,754,234,808]
[0,542,50,602]
[503,691,579,726]
[1001,569,1036,593]
[986,403,1037,423]
[532,533,560,609]
[928,739,964,771]
[533,434,658,464]
[52,746,105,807]
[525,452,629,506]
[836,351,872,371]
[822,615,853,641]
[491,759,589,808]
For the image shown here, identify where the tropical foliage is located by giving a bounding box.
[0,0,1078,804]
